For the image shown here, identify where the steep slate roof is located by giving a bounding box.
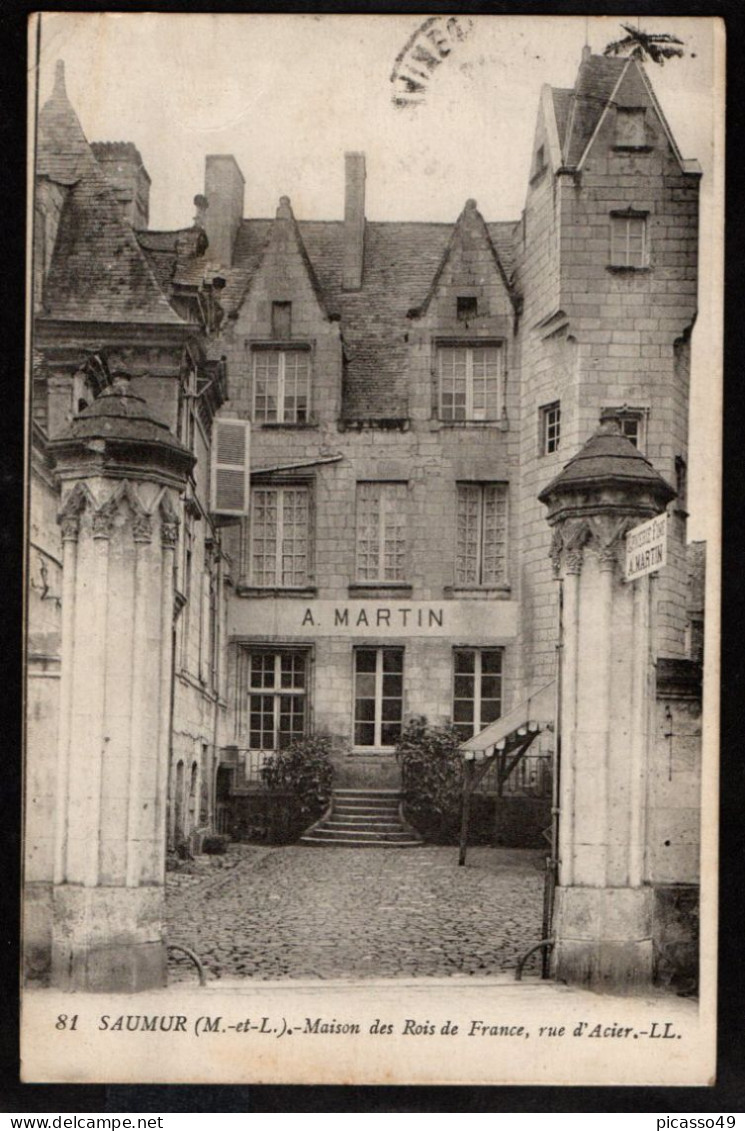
[233,216,516,418]
[139,210,517,418]
[560,54,628,167]
[37,63,184,326]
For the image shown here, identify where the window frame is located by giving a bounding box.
[452,647,504,742]
[540,401,561,455]
[248,481,311,589]
[603,406,648,452]
[437,341,504,423]
[609,211,649,270]
[243,648,310,753]
[355,481,408,584]
[251,344,311,425]
[353,646,405,751]
[455,482,509,587]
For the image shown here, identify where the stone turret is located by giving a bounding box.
[47,376,193,991]
[540,417,675,991]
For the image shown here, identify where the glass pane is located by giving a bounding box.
[481,676,502,700]
[355,673,376,699]
[382,697,402,721]
[481,698,501,725]
[454,675,475,698]
[382,649,403,673]
[382,674,402,697]
[356,650,377,673]
[481,651,502,674]
[454,699,474,723]
[355,698,376,722]
[381,722,402,746]
[355,722,375,747]
[454,650,475,674]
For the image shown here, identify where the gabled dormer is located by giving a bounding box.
[410,199,515,426]
[231,196,340,426]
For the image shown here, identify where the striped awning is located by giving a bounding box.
[459,681,556,762]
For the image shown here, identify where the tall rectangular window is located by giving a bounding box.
[355,482,407,582]
[250,485,309,587]
[253,348,310,424]
[540,401,561,454]
[610,213,648,268]
[247,651,307,751]
[439,344,503,421]
[456,483,508,586]
[354,648,404,749]
[452,649,503,742]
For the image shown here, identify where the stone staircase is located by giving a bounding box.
[300,789,422,847]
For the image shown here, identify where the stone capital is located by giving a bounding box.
[132,513,153,543]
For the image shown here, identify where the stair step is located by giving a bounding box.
[330,818,404,827]
[333,789,401,796]
[317,824,407,837]
[301,839,421,849]
[333,805,400,817]
[300,831,421,845]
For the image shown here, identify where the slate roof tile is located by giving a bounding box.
[562,54,628,167]
[37,64,185,326]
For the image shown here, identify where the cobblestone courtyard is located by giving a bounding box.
[166,845,546,982]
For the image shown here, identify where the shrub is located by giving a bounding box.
[395,716,464,842]
[202,834,228,855]
[260,735,334,819]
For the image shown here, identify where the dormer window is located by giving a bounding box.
[439,343,503,422]
[615,107,647,149]
[252,345,310,424]
[271,301,292,339]
[457,296,478,324]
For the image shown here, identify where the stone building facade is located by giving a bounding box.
[27,48,704,986]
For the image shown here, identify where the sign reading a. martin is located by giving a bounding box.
[625,514,668,582]
[231,599,519,642]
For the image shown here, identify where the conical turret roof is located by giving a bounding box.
[538,418,675,506]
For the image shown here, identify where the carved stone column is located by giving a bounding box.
[47,375,193,991]
[539,418,675,991]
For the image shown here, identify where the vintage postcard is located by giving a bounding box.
[22,12,722,1086]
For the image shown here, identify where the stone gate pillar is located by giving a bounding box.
[48,373,193,991]
[539,416,675,991]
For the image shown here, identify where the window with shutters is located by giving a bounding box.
[355,482,407,583]
[210,419,250,515]
[245,651,308,751]
[353,647,404,749]
[250,485,310,587]
[452,648,503,742]
[610,212,648,269]
[455,483,508,586]
[253,347,310,424]
[438,344,503,421]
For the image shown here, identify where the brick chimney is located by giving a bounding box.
[90,142,151,229]
[204,155,245,267]
[343,152,366,292]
